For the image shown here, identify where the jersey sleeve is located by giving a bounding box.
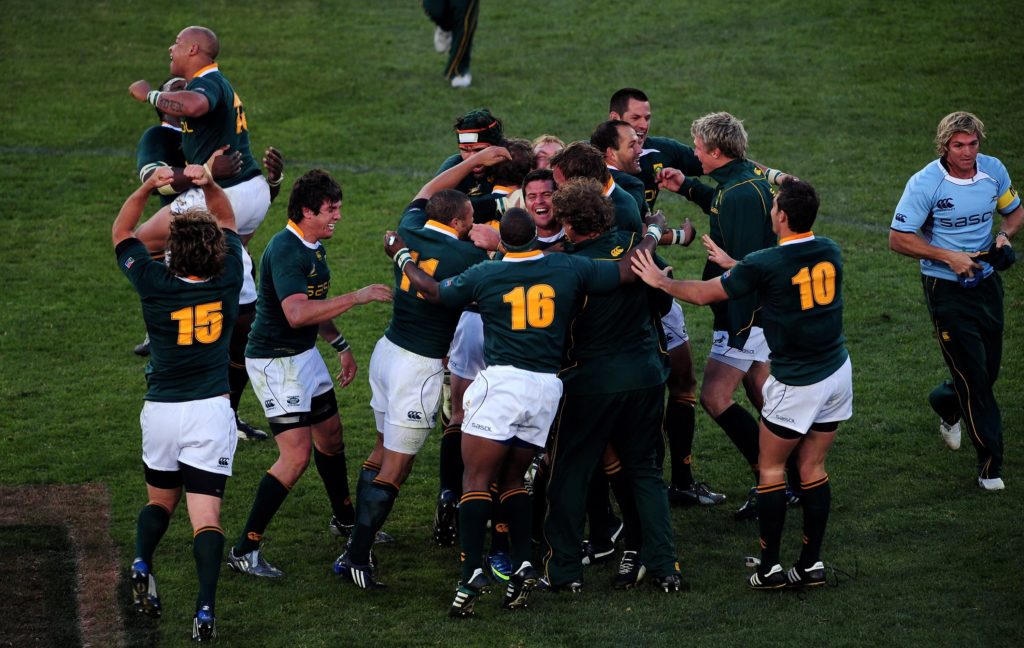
[188,76,224,112]
[991,159,1021,215]
[438,265,480,309]
[398,199,430,230]
[136,128,170,181]
[678,177,714,212]
[270,248,313,302]
[116,238,160,297]
[891,169,935,232]
[575,256,620,294]
[720,253,764,300]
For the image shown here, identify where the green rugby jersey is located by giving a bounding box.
[685,159,775,349]
[385,199,490,358]
[636,135,703,212]
[721,233,848,385]
[436,153,496,197]
[246,223,331,358]
[181,64,259,188]
[117,231,243,402]
[610,168,648,216]
[560,230,670,395]
[136,123,185,206]
[438,250,620,374]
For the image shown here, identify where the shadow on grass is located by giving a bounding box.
[0,524,82,648]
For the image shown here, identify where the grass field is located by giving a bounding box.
[2,1,1023,646]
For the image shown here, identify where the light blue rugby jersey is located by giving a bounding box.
[891,153,1020,281]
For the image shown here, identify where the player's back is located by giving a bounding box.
[441,251,619,373]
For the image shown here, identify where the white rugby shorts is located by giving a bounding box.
[170,174,271,236]
[369,336,444,454]
[709,326,770,371]
[760,356,853,435]
[448,311,485,380]
[140,396,237,476]
[462,365,562,449]
[246,347,334,418]
[661,300,689,350]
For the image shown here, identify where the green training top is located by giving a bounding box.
[438,250,620,374]
[117,231,243,402]
[682,159,775,349]
[636,135,703,212]
[386,199,490,358]
[181,64,260,188]
[721,234,848,385]
[136,123,185,206]
[560,230,670,395]
[246,223,331,358]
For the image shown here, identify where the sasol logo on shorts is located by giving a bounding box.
[935,198,955,210]
[471,422,492,432]
[218,457,229,466]
[774,415,796,424]
[264,399,276,409]
[287,396,301,406]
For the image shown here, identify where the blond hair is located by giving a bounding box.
[690,112,748,160]
[935,111,985,155]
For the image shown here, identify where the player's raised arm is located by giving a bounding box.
[130,79,211,118]
[112,168,175,246]
[414,146,511,201]
[384,231,443,302]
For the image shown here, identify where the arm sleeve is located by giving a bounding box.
[399,199,430,229]
[116,238,156,295]
[438,267,479,309]
[188,76,223,111]
[678,177,714,212]
[270,251,311,303]
[891,172,933,232]
[993,160,1021,215]
[720,255,761,300]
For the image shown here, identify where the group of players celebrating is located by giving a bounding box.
[117,24,1019,642]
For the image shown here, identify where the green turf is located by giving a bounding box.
[1,1,1022,646]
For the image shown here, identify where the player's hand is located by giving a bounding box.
[129,80,152,102]
[336,349,357,388]
[263,146,284,182]
[946,250,981,277]
[184,163,210,186]
[144,166,175,190]
[470,223,500,251]
[210,145,242,179]
[468,146,511,167]
[656,167,685,193]
[679,217,697,247]
[355,283,393,305]
[631,249,671,289]
[702,234,736,269]
[644,209,668,231]
[384,231,408,257]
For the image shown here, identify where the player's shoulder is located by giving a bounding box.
[976,153,1009,177]
[906,159,946,190]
